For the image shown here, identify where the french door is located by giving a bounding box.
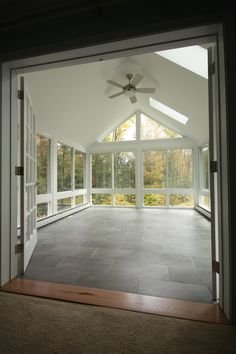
[19,76,37,272]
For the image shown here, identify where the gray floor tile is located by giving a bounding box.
[109,261,169,280]
[168,266,205,285]
[91,248,140,261]
[24,208,212,303]
[191,256,212,268]
[138,278,212,303]
[80,240,122,249]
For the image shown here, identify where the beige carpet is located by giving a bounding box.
[0,291,235,354]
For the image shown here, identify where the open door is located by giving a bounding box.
[208,44,221,303]
[19,76,37,272]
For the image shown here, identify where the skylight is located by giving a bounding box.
[149,97,189,125]
[156,45,208,79]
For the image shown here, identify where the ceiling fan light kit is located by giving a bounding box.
[107,73,156,103]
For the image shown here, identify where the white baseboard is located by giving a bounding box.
[37,203,90,228]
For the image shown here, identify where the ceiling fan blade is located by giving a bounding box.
[108,91,123,99]
[107,80,123,89]
[130,73,143,87]
[136,88,156,93]
[129,95,137,103]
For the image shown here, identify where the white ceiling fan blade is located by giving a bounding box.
[108,91,123,99]
[131,73,143,87]
[107,80,123,89]
[136,88,156,93]
[129,95,137,103]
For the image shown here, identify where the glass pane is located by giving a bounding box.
[57,143,72,192]
[168,149,193,188]
[75,195,84,206]
[141,113,181,140]
[114,194,136,206]
[114,152,135,188]
[102,115,136,142]
[37,135,50,193]
[144,194,166,206]
[37,202,48,219]
[199,194,210,211]
[75,151,85,189]
[202,147,209,189]
[92,194,112,205]
[143,151,167,188]
[92,153,112,188]
[57,197,72,211]
[169,194,194,207]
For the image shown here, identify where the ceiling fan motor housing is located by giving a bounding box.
[123,84,136,97]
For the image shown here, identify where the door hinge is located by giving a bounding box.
[212,260,220,274]
[208,62,215,76]
[15,166,24,176]
[210,161,218,173]
[15,243,24,254]
[17,90,24,100]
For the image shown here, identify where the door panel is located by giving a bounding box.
[20,76,37,272]
[208,45,221,302]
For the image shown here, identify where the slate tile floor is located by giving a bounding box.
[22,208,213,303]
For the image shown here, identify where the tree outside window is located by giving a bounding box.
[57,143,72,192]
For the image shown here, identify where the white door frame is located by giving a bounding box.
[0,23,230,318]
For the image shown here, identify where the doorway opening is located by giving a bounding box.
[2,24,228,319]
[16,41,215,304]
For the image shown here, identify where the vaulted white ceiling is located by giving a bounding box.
[25,47,209,149]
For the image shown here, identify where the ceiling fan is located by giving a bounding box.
[107,73,156,103]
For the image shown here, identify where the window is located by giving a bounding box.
[57,143,72,192]
[36,134,50,194]
[37,202,49,219]
[201,147,209,190]
[170,194,194,207]
[114,152,135,188]
[141,114,181,140]
[114,194,136,206]
[144,194,166,206]
[199,145,210,211]
[57,197,72,211]
[168,149,193,188]
[92,153,112,188]
[75,150,85,189]
[143,149,193,207]
[143,151,167,188]
[75,195,84,206]
[101,115,136,142]
[92,194,112,205]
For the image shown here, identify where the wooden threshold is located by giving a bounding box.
[1,278,228,324]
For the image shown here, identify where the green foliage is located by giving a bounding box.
[102,116,136,142]
[75,195,84,206]
[169,194,193,207]
[92,154,112,188]
[57,144,72,192]
[143,151,166,188]
[114,152,135,188]
[115,194,136,206]
[57,197,72,211]
[202,148,209,189]
[75,151,85,189]
[141,114,182,140]
[37,203,48,219]
[168,149,192,188]
[92,194,112,205]
[144,194,166,206]
[36,135,50,194]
